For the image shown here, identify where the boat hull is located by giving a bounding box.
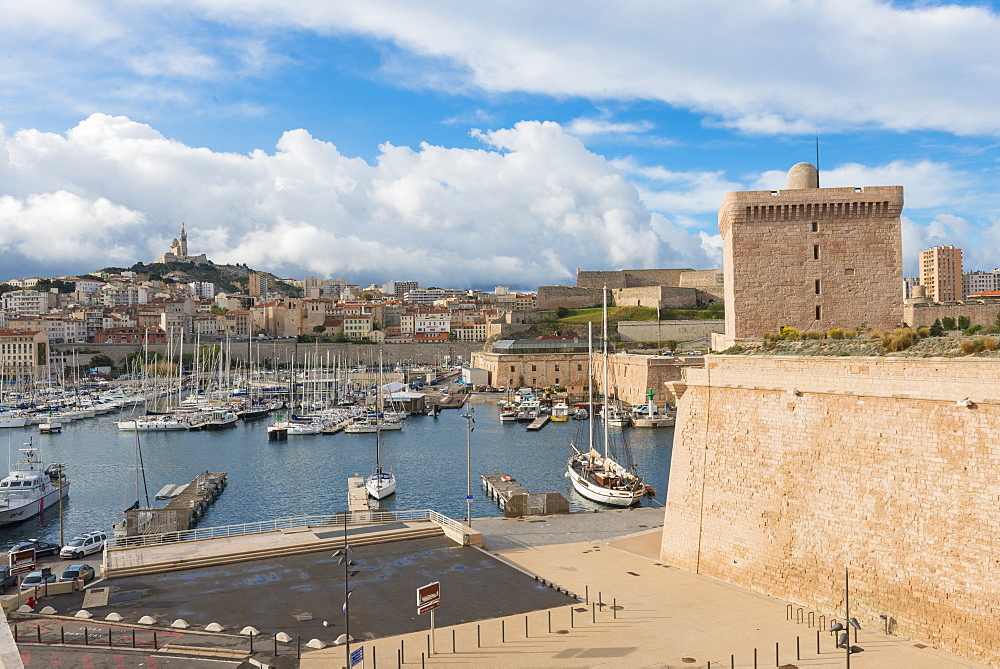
[0,484,70,525]
[366,473,396,499]
[566,465,643,507]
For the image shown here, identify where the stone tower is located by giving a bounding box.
[718,163,903,346]
[178,222,188,258]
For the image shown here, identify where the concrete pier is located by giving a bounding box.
[348,476,369,512]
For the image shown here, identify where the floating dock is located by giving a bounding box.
[160,471,227,530]
[482,473,569,518]
[348,476,369,512]
[526,415,550,431]
[117,472,227,539]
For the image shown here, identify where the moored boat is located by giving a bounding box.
[0,440,69,525]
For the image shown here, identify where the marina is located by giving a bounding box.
[0,398,673,550]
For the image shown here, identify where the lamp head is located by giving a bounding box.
[829,622,844,632]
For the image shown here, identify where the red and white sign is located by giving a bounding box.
[9,549,35,575]
[417,581,440,615]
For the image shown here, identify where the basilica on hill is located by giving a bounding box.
[154,222,209,264]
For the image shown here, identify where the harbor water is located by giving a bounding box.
[0,400,674,548]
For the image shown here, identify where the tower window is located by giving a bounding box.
[813,245,819,260]
[811,221,818,232]
[816,305,822,320]
[815,280,821,295]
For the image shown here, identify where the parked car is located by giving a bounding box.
[9,539,61,558]
[0,566,17,592]
[60,530,108,559]
[59,564,96,584]
[20,569,56,590]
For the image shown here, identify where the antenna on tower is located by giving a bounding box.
[815,135,821,187]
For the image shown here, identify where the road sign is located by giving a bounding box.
[350,646,364,667]
[417,581,440,615]
[10,549,35,575]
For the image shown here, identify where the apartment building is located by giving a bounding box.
[919,245,963,302]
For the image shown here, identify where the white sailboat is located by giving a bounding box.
[566,290,653,507]
[366,353,396,500]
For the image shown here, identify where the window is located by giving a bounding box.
[510,366,515,372]
[531,365,536,371]
[813,245,819,260]
[811,221,818,232]
[578,365,583,371]
[554,378,559,384]
[815,305,822,320]
[815,280,821,295]
[554,365,559,371]
[845,268,855,276]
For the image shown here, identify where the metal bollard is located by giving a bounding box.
[37,625,41,643]
[12,625,15,643]
[525,615,528,638]
[109,626,112,646]
[501,619,505,643]
[132,628,136,648]
[397,648,401,669]
[402,639,405,663]
[421,651,425,669]
[85,627,88,646]
[753,647,757,669]
[452,628,456,653]
[427,633,430,657]
[598,591,603,611]
[570,605,574,628]
[548,610,551,633]
[274,635,278,656]
[477,624,481,648]
[775,641,779,666]
[816,630,820,654]
[591,603,595,624]
[298,636,302,660]
[153,630,157,649]
[62,626,65,645]
[585,585,589,604]
[730,654,734,669]
[250,631,253,654]
[797,635,800,660]
[613,598,617,620]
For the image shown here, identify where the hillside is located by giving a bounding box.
[100,261,302,296]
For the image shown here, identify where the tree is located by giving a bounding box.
[89,354,113,369]
[957,315,971,330]
[663,340,680,353]
[942,316,957,330]
[313,325,326,333]
[930,319,945,337]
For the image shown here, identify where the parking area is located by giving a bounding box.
[18,536,574,646]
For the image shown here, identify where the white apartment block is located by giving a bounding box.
[98,284,148,307]
[963,270,1000,297]
[2,291,57,316]
[188,282,217,299]
[414,310,451,334]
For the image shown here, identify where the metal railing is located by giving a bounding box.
[107,509,461,549]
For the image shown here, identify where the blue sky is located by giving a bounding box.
[3,0,1000,291]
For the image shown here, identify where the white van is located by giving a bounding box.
[60,530,108,559]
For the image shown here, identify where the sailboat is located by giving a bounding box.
[566,290,653,507]
[366,353,396,500]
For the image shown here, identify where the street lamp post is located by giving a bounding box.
[333,510,360,668]
[461,407,475,526]
[829,567,862,667]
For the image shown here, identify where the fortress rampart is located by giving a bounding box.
[661,355,1000,665]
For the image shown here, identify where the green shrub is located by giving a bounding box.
[957,315,971,330]
[827,328,845,339]
[942,316,957,330]
[780,327,801,340]
[964,324,983,336]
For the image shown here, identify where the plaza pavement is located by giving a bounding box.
[303,511,990,669]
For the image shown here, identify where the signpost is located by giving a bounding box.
[417,581,441,654]
[10,549,35,576]
[350,646,364,667]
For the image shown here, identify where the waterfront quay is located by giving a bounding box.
[3,508,985,668]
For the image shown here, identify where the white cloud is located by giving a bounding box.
[0,114,718,287]
[170,0,1000,136]
[566,117,654,137]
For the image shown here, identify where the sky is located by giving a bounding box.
[3,0,1000,291]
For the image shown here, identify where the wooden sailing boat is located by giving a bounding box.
[565,289,652,507]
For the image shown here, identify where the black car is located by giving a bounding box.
[0,566,16,592]
[9,539,61,558]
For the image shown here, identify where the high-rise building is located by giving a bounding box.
[718,162,903,346]
[919,245,963,302]
[248,273,268,298]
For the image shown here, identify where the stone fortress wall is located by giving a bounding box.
[903,300,1000,328]
[576,268,692,289]
[660,355,1000,665]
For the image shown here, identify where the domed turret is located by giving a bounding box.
[786,162,819,189]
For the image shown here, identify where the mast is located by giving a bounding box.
[602,286,610,460]
[375,351,383,480]
[587,321,594,454]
